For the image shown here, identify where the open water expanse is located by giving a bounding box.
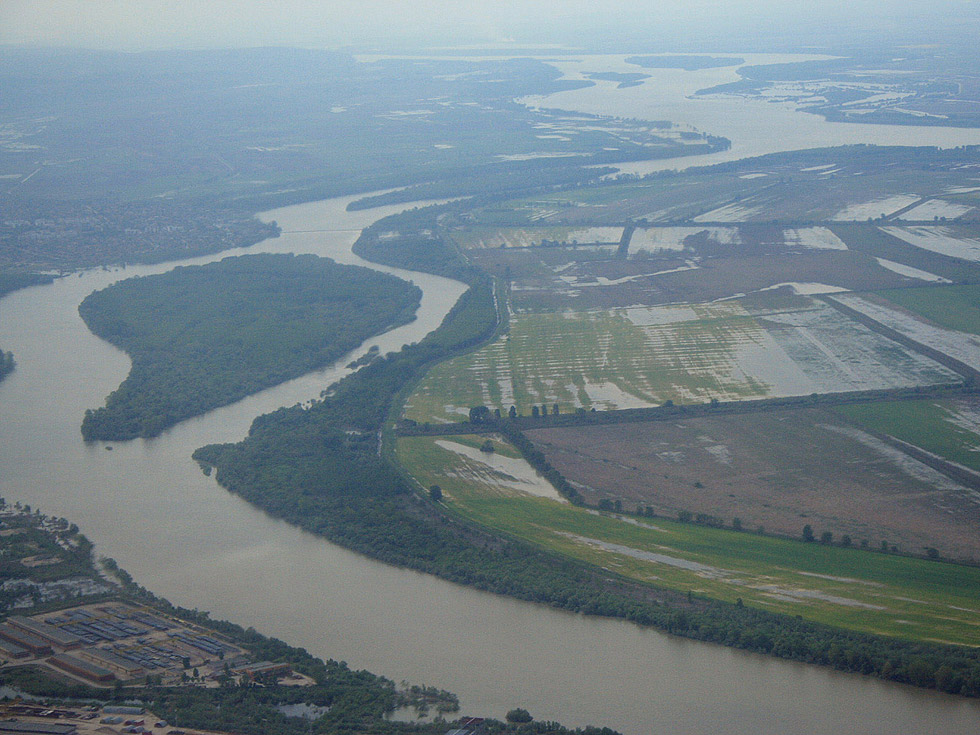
[2,56,980,734]
[521,53,980,175]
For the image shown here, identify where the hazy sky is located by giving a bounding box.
[1,0,976,51]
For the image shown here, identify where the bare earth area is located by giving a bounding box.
[526,407,980,561]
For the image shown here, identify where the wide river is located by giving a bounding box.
[3,56,980,734]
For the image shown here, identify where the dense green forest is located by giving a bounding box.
[194,214,980,699]
[79,253,421,440]
[0,349,13,382]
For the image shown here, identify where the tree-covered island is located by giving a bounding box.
[79,253,422,440]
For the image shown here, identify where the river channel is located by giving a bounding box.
[3,57,980,734]
[523,53,980,174]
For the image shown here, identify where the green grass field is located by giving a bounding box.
[398,434,980,646]
[876,284,980,335]
[836,398,980,473]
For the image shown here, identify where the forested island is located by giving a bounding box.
[79,253,421,440]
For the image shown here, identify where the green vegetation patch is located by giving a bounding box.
[80,253,421,440]
[837,397,980,473]
[398,434,980,646]
[876,284,980,335]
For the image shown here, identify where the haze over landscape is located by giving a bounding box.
[3,0,979,48]
[2,3,980,735]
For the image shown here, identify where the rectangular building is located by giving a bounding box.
[77,647,145,681]
[0,637,30,660]
[0,624,52,656]
[0,722,78,735]
[48,653,116,684]
[6,616,82,650]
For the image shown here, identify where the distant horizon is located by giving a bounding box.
[2,0,978,53]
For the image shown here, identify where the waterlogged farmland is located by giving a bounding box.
[830,293,980,374]
[400,434,566,502]
[881,226,980,262]
[397,433,980,646]
[9,42,980,733]
[628,226,849,256]
[404,297,958,422]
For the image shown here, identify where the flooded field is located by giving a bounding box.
[401,434,565,503]
[880,226,980,262]
[831,293,980,372]
[404,298,958,423]
[874,258,950,283]
[832,194,921,221]
[897,200,974,221]
[627,226,849,256]
[628,226,738,254]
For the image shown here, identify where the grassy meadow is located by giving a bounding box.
[398,434,980,646]
[837,398,980,473]
[876,284,980,335]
